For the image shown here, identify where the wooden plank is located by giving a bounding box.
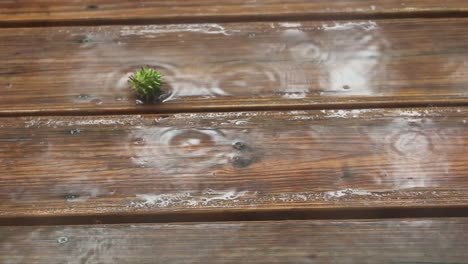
[1,18,468,116]
[0,107,466,221]
[1,0,467,27]
[1,218,468,263]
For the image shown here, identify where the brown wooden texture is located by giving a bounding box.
[1,18,468,116]
[1,218,468,263]
[1,0,467,26]
[0,107,466,220]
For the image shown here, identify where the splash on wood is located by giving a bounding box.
[130,188,251,208]
[120,24,237,37]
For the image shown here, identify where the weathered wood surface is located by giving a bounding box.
[1,18,468,116]
[1,0,467,26]
[0,108,466,221]
[1,218,468,263]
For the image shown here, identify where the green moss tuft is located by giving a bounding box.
[129,67,164,102]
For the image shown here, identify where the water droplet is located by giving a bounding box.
[204,189,215,194]
[129,128,230,174]
[391,131,433,159]
[81,37,92,44]
[76,94,90,100]
[4,83,12,88]
[132,137,144,145]
[74,35,93,45]
[158,92,172,102]
[135,99,144,105]
[290,42,328,63]
[70,128,81,135]
[91,98,103,105]
[210,63,280,96]
[232,156,252,168]
[57,237,69,244]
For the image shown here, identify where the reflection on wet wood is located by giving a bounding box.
[0,108,466,220]
[1,0,467,26]
[1,218,468,263]
[1,18,468,116]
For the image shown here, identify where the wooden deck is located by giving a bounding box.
[1,1,468,262]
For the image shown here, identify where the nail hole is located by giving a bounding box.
[64,194,79,201]
[232,141,247,151]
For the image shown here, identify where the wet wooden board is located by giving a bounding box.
[1,218,468,263]
[1,18,468,116]
[1,0,467,27]
[0,107,466,222]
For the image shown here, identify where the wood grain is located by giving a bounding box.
[0,107,466,221]
[1,218,468,263]
[1,0,467,27]
[1,18,468,116]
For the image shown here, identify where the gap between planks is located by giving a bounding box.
[1,99,467,118]
[1,9,468,28]
[2,206,468,227]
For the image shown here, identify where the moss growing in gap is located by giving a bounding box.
[129,67,165,102]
